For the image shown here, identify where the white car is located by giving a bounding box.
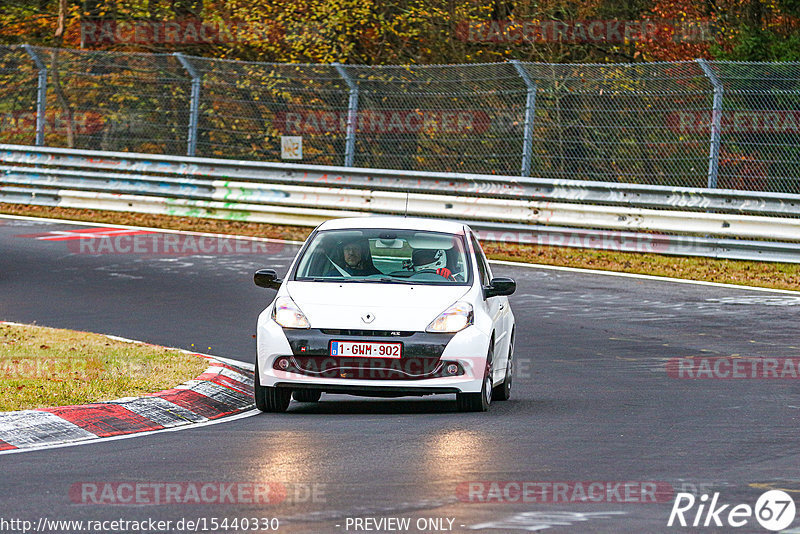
[253,217,516,412]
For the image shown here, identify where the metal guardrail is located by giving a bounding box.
[2,144,800,263]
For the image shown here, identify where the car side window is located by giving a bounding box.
[470,234,491,286]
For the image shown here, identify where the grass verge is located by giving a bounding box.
[0,322,209,411]
[2,203,799,292]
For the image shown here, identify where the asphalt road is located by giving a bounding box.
[1,216,799,533]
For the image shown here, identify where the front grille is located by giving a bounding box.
[319,329,414,337]
[282,329,455,360]
[275,356,456,380]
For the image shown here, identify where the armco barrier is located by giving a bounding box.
[2,144,800,262]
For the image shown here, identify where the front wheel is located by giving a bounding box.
[457,342,493,412]
[493,332,513,401]
[254,360,291,413]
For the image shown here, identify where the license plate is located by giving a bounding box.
[330,341,402,358]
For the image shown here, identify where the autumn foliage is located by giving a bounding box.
[1,0,799,64]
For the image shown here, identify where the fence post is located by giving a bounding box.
[333,63,358,167]
[696,58,723,189]
[22,45,47,146]
[174,53,201,157]
[510,60,537,177]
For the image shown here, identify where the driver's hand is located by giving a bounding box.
[436,267,452,278]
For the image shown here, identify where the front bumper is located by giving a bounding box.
[256,317,490,395]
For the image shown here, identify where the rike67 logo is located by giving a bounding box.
[668,490,796,531]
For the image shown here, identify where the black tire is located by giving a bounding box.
[493,332,514,401]
[254,360,291,413]
[293,389,322,403]
[457,341,493,412]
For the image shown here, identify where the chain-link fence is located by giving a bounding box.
[1,45,799,193]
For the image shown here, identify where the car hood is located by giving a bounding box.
[286,281,471,331]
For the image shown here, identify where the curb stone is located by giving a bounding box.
[0,322,254,452]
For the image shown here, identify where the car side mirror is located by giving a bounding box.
[254,269,282,290]
[483,277,516,299]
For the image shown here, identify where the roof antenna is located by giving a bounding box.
[404,192,409,218]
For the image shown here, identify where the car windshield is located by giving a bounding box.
[293,229,471,285]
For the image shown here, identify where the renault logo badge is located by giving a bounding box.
[361,312,375,324]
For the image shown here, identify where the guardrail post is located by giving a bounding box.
[333,63,358,167]
[510,60,537,177]
[174,53,201,157]
[22,45,47,146]
[696,59,723,189]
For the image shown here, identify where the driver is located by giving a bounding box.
[411,248,452,279]
[338,238,381,276]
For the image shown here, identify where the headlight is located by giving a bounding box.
[426,301,473,333]
[271,296,310,329]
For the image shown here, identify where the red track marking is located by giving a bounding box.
[39,404,164,437]
[208,361,246,374]
[154,389,242,420]
[196,372,253,395]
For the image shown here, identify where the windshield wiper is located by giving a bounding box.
[375,277,418,285]
[300,277,424,285]
[313,276,416,284]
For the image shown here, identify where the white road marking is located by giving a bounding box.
[489,259,800,295]
[469,511,627,531]
[705,296,800,306]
